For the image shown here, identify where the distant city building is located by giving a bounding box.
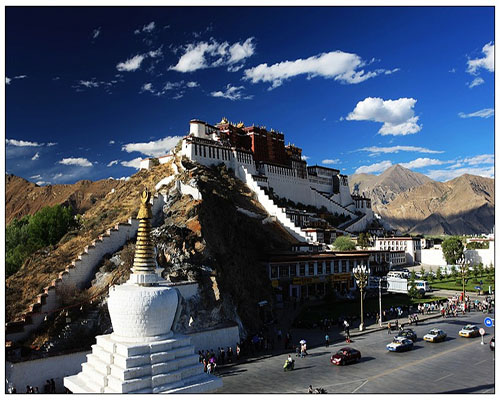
[373,237,422,265]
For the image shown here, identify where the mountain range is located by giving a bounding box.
[350,165,494,235]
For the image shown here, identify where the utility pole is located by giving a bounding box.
[379,278,383,327]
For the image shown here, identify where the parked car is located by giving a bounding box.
[423,329,447,343]
[330,347,361,365]
[397,328,417,342]
[386,337,414,352]
[458,324,480,338]
[490,336,495,351]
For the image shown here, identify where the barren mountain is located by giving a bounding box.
[379,174,494,235]
[350,164,432,211]
[5,174,121,224]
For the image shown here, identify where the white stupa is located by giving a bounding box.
[64,190,222,393]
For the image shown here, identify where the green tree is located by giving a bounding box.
[419,266,426,277]
[436,268,443,281]
[333,236,356,251]
[450,265,458,279]
[477,263,484,277]
[357,232,370,249]
[441,236,464,265]
[407,271,422,299]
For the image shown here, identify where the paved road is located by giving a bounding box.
[214,310,495,394]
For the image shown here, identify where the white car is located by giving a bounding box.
[386,337,414,352]
[423,329,447,343]
[459,325,480,338]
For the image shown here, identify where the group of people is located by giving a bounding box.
[15,379,56,394]
[198,346,239,374]
[295,342,308,358]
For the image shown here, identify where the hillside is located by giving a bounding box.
[349,164,432,211]
[5,174,121,225]
[5,158,295,346]
[379,174,494,235]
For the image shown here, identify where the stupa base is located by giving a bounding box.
[64,333,222,394]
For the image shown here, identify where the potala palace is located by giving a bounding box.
[142,118,374,238]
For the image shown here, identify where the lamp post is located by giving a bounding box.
[378,279,383,327]
[353,264,370,331]
[458,255,471,311]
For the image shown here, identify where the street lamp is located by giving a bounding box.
[353,264,370,331]
[458,255,472,311]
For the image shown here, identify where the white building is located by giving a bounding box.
[172,119,374,232]
[374,237,422,265]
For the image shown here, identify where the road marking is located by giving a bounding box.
[351,380,368,393]
[434,373,453,382]
[367,341,477,382]
[324,378,366,388]
[474,359,488,366]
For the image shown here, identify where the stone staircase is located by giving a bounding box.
[310,187,358,218]
[6,193,165,343]
[241,167,310,243]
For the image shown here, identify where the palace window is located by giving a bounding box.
[279,265,289,278]
[290,264,297,277]
[270,265,278,279]
[341,260,347,273]
[334,260,339,273]
[299,264,305,276]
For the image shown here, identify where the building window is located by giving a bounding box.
[299,264,305,276]
[329,261,334,274]
[318,262,324,275]
[334,260,339,273]
[290,264,297,277]
[279,266,288,278]
[270,265,278,279]
[341,260,347,273]
[194,144,198,156]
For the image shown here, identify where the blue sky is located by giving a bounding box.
[5,6,494,185]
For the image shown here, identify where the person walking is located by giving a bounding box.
[387,321,392,334]
[325,334,330,348]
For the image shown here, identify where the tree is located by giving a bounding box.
[408,271,422,299]
[436,268,443,281]
[450,265,458,279]
[333,236,356,251]
[419,266,426,277]
[441,236,464,265]
[357,232,370,249]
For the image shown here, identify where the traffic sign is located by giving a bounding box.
[484,317,494,327]
[479,327,485,335]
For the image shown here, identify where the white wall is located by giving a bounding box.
[189,325,240,354]
[6,351,89,393]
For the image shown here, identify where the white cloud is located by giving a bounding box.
[135,21,155,35]
[107,160,119,167]
[170,38,255,73]
[186,81,199,88]
[6,75,27,85]
[122,136,183,157]
[78,79,100,88]
[462,154,494,165]
[117,54,146,72]
[31,152,40,161]
[243,50,396,89]
[426,166,494,182]
[141,80,198,97]
[355,160,392,174]
[458,108,494,119]
[141,82,155,93]
[6,139,42,147]
[36,181,50,186]
[358,145,443,154]
[468,77,484,88]
[109,140,115,145]
[301,155,310,161]
[322,159,340,165]
[46,142,57,146]
[346,97,422,136]
[30,174,42,180]
[148,47,163,58]
[210,84,252,101]
[92,27,101,40]
[399,158,447,169]
[58,157,93,167]
[121,158,143,169]
[467,42,494,74]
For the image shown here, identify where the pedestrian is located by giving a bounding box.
[308,385,314,394]
[26,386,31,394]
[227,346,233,363]
[387,321,392,334]
[34,387,40,394]
[325,334,330,348]
[220,347,226,365]
[44,380,51,394]
[236,343,241,360]
[50,378,56,393]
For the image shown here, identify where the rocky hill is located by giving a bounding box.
[6,158,295,354]
[378,174,494,235]
[5,174,121,225]
[349,164,433,211]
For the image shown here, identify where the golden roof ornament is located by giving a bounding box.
[219,117,228,124]
[132,189,156,276]
[236,121,245,128]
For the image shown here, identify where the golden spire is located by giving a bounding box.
[219,116,228,124]
[132,190,156,275]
